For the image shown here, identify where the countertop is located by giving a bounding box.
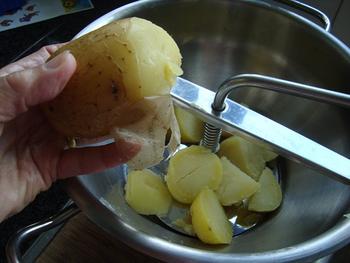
[36,212,163,263]
[0,0,350,262]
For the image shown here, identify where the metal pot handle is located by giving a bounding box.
[274,0,331,32]
[6,202,80,263]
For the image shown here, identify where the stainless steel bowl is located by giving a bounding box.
[63,0,350,262]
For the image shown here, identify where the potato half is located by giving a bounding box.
[125,169,172,215]
[248,167,282,212]
[218,136,277,181]
[174,107,204,144]
[42,17,182,138]
[190,188,233,244]
[166,145,222,204]
[216,157,260,206]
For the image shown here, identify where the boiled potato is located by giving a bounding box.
[248,167,282,212]
[216,157,260,206]
[166,145,222,204]
[218,136,277,181]
[174,107,204,143]
[190,188,233,244]
[261,149,278,162]
[42,17,182,138]
[125,169,172,215]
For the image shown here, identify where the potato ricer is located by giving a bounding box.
[155,73,350,236]
[172,74,350,184]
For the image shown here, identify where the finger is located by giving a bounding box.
[57,140,140,179]
[0,51,76,122]
[0,43,67,77]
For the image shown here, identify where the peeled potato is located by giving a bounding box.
[261,149,278,162]
[218,136,277,181]
[248,167,282,212]
[216,157,260,206]
[174,107,204,143]
[42,17,182,138]
[125,169,172,215]
[190,188,233,244]
[166,145,222,204]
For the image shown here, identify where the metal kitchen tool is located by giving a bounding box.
[195,74,350,184]
[156,74,350,236]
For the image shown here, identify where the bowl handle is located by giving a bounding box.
[6,202,80,263]
[274,0,331,32]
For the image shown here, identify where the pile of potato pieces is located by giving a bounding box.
[124,107,282,245]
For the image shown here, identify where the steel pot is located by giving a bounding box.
[7,0,350,262]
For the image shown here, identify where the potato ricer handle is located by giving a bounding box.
[171,75,350,184]
[212,74,350,111]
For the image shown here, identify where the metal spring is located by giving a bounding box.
[200,123,222,152]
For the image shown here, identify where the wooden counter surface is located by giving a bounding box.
[34,211,349,262]
[37,213,163,263]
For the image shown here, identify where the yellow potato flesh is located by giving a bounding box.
[174,107,204,144]
[166,145,222,204]
[190,188,233,244]
[216,157,260,206]
[261,149,278,162]
[218,136,277,181]
[42,17,182,138]
[126,18,183,99]
[125,169,172,215]
[248,167,282,212]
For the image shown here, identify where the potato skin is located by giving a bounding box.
[42,17,182,138]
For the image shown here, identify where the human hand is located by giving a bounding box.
[0,44,140,222]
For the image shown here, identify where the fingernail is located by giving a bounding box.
[45,51,70,70]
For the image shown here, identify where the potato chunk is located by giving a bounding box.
[248,167,282,212]
[216,157,260,206]
[166,145,222,204]
[190,188,233,244]
[261,149,278,162]
[218,136,277,181]
[42,17,182,138]
[125,169,172,215]
[174,107,204,143]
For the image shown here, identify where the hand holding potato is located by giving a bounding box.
[0,45,139,222]
[43,17,182,139]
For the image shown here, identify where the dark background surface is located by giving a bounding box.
[0,0,133,67]
[0,1,133,262]
[0,0,350,262]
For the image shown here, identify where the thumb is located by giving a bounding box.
[0,51,76,122]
